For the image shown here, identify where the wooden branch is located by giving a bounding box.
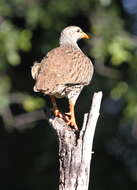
[44,91,103,190]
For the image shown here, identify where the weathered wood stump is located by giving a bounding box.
[44,91,103,190]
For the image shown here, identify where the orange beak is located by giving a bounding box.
[81,32,90,39]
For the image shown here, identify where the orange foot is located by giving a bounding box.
[53,109,63,118]
[65,113,78,130]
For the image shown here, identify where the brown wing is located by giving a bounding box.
[33,46,93,93]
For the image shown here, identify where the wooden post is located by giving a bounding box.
[44,91,103,190]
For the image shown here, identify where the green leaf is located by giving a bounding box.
[23,96,45,112]
[111,82,128,99]
[18,29,32,51]
[7,51,21,65]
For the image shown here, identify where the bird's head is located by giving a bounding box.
[59,26,90,48]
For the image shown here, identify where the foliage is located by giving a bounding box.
[1,0,137,190]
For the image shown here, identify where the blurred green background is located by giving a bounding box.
[1,0,137,189]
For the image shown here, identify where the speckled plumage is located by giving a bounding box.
[33,46,93,100]
[31,26,94,128]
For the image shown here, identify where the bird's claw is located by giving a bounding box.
[65,112,71,121]
[52,110,78,130]
[53,109,63,118]
[66,119,78,130]
[65,112,78,130]
[65,112,71,116]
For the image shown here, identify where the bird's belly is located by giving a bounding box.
[52,84,83,99]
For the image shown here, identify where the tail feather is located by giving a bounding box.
[31,62,41,80]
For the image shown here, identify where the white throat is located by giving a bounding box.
[59,35,80,49]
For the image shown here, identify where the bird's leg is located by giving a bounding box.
[65,101,78,129]
[50,96,63,118]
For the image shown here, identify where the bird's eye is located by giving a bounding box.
[77,29,81,32]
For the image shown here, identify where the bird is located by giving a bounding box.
[31,26,94,129]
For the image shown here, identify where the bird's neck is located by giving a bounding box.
[59,36,80,50]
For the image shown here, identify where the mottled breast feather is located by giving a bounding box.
[33,46,94,95]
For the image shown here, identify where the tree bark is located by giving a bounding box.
[44,91,103,190]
